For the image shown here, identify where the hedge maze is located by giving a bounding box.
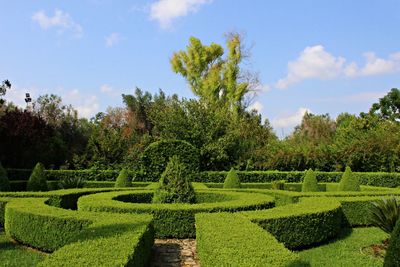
[0,179,400,266]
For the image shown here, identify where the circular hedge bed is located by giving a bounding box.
[77,189,275,238]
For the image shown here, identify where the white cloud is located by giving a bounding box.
[275,46,400,88]
[276,45,346,89]
[32,9,83,37]
[3,85,39,108]
[248,101,263,113]
[150,0,212,29]
[63,89,100,118]
[100,84,114,93]
[105,33,122,47]
[272,107,311,128]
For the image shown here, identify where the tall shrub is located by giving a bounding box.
[27,163,48,191]
[115,169,132,188]
[141,140,199,181]
[301,169,319,192]
[338,166,360,191]
[223,168,241,189]
[152,156,196,204]
[0,162,11,191]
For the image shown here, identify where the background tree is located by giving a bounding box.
[369,88,400,122]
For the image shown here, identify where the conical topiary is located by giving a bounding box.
[223,168,241,189]
[115,169,132,188]
[338,166,360,191]
[301,169,319,192]
[152,156,196,204]
[0,162,11,192]
[27,163,48,191]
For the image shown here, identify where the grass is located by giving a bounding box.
[298,227,389,267]
[0,231,46,266]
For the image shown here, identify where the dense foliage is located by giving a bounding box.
[223,168,241,189]
[27,163,48,191]
[301,169,319,192]
[370,197,400,234]
[115,169,132,188]
[338,166,360,191]
[152,156,196,204]
[384,217,400,267]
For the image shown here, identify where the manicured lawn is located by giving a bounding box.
[298,227,388,267]
[0,231,45,267]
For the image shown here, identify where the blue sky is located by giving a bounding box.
[1,0,399,136]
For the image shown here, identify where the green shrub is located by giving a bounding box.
[271,180,285,190]
[141,140,199,181]
[338,166,360,191]
[223,168,241,189]
[384,217,400,267]
[27,163,48,192]
[302,169,319,192]
[195,213,300,267]
[0,163,11,192]
[4,197,154,266]
[152,156,196,204]
[369,197,400,234]
[114,169,132,188]
[78,190,275,238]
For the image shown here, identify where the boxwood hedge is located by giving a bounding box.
[195,213,302,267]
[4,197,154,266]
[77,190,275,238]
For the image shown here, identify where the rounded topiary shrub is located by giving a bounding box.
[152,155,196,204]
[223,168,241,189]
[27,162,48,191]
[141,140,199,181]
[115,169,132,188]
[301,169,319,192]
[384,218,400,267]
[338,166,360,191]
[0,162,11,191]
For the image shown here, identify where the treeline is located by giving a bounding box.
[1,34,399,172]
[0,87,399,172]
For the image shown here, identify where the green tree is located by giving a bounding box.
[27,162,48,191]
[369,88,400,122]
[0,80,11,106]
[171,33,257,111]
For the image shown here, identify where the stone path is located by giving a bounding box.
[149,239,200,267]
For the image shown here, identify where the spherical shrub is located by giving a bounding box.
[27,162,48,191]
[115,169,132,188]
[338,166,360,191]
[152,156,196,204]
[301,169,319,192]
[223,168,241,189]
[0,162,11,191]
[141,140,199,181]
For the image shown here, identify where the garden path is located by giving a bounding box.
[149,239,200,267]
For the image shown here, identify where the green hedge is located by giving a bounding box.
[239,198,343,249]
[77,190,275,238]
[140,140,200,181]
[4,197,154,266]
[384,217,400,267]
[195,213,301,267]
[196,171,400,187]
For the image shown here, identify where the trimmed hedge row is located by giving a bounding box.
[77,190,275,238]
[195,213,301,267]
[197,171,400,187]
[6,168,400,187]
[239,197,343,249]
[4,197,154,266]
